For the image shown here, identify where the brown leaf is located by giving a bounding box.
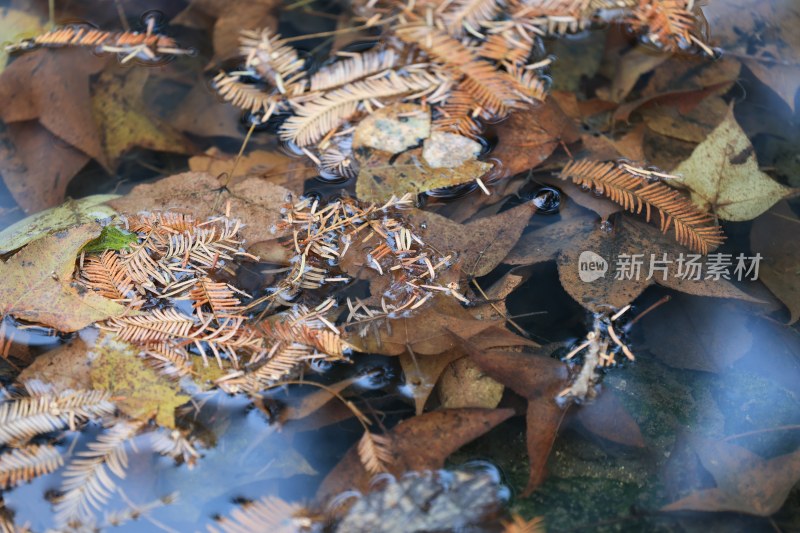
[0,49,108,166]
[317,407,514,501]
[0,121,89,213]
[437,356,504,409]
[640,294,753,373]
[188,147,316,193]
[663,437,800,516]
[491,100,579,178]
[107,171,293,245]
[281,376,360,422]
[403,201,536,277]
[509,214,759,312]
[751,201,800,324]
[573,390,645,448]
[464,343,569,494]
[18,337,93,390]
[399,348,464,415]
[0,224,126,332]
[347,294,501,356]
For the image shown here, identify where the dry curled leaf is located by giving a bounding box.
[0,223,125,332]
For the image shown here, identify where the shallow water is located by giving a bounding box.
[0,0,799,531]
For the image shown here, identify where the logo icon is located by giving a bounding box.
[578,251,607,282]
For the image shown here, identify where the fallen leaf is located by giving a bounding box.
[90,333,189,428]
[422,131,482,168]
[0,49,108,166]
[317,407,514,501]
[355,146,492,203]
[352,103,430,155]
[491,100,579,178]
[643,96,729,144]
[703,0,800,112]
[437,356,504,409]
[672,107,799,221]
[466,346,569,494]
[572,390,645,448]
[604,45,670,103]
[107,171,293,245]
[0,121,91,213]
[508,213,761,312]
[347,294,501,356]
[188,147,316,192]
[0,8,45,75]
[663,437,800,516]
[0,194,118,254]
[0,223,126,331]
[91,68,194,168]
[281,375,360,422]
[641,294,754,373]
[18,336,93,390]
[170,83,244,139]
[751,201,800,324]
[403,201,536,277]
[399,348,463,415]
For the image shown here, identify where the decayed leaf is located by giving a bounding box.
[355,145,492,203]
[663,437,800,516]
[0,224,125,331]
[352,103,431,155]
[18,336,93,390]
[91,68,193,168]
[437,356,504,409]
[0,194,118,253]
[281,376,360,422]
[751,201,800,324]
[89,334,189,428]
[108,171,292,245]
[672,107,799,221]
[317,407,514,501]
[422,131,482,168]
[509,214,760,312]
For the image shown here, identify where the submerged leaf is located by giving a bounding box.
[672,108,799,221]
[0,224,126,331]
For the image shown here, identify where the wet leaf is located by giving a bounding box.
[0,223,125,332]
[0,8,44,75]
[509,214,760,312]
[18,336,93,390]
[91,68,194,168]
[347,294,501,356]
[403,201,536,277]
[89,334,189,428]
[317,407,514,501]
[663,437,800,516]
[465,347,569,494]
[281,376,360,422]
[573,390,645,448]
[641,294,754,373]
[422,131,482,168]
[751,201,800,324]
[352,103,430,155]
[108,171,293,245]
[188,147,316,193]
[491,100,580,178]
[399,348,464,415]
[0,121,91,213]
[672,107,799,221]
[0,194,118,254]
[437,356,504,409]
[0,49,108,166]
[355,145,491,203]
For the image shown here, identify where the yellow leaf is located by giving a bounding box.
[91,68,193,167]
[672,107,799,221]
[90,333,189,428]
[0,224,126,331]
[0,9,44,76]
